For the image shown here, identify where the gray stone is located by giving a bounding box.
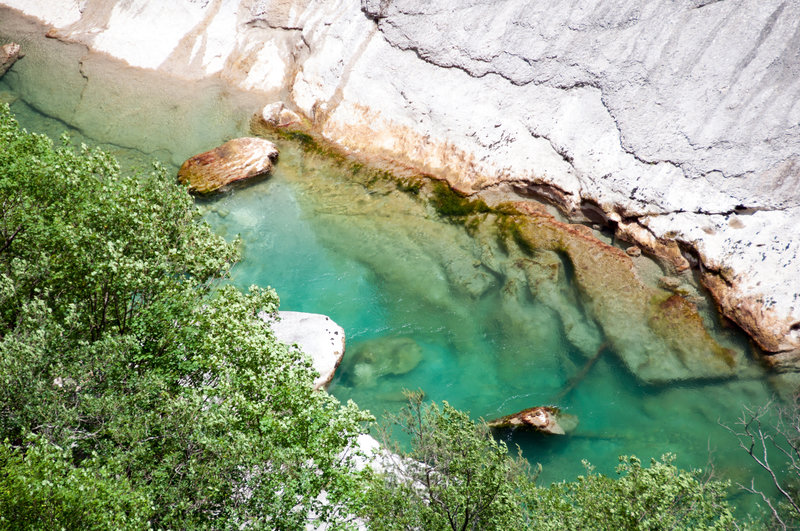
[658,276,682,290]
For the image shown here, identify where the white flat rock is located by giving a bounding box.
[267,311,345,391]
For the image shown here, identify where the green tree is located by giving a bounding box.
[363,391,536,530]
[0,104,372,529]
[0,435,150,530]
[364,391,740,530]
[724,397,800,530]
[529,454,737,530]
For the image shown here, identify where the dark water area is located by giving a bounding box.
[0,8,786,517]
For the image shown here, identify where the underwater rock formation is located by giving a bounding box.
[178,137,278,193]
[511,202,739,383]
[344,337,423,388]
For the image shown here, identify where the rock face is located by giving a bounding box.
[4,0,799,367]
[511,202,740,383]
[0,42,21,77]
[178,137,278,193]
[266,311,345,391]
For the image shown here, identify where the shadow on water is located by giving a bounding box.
[0,7,786,518]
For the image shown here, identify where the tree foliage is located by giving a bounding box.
[724,396,800,530]
[0,434,149,530]
[363,391,739,530]
[529,454,736,530]
[0,104,371,529]
[363,391,536,530]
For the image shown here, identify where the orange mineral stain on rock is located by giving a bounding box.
[510,202,739,383]
[321,103,535,195]
[178,137,278,194]
[702,274,800,367]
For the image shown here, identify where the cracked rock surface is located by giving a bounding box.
[3,0,799,362]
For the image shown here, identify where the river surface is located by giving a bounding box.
[0,10,784,515]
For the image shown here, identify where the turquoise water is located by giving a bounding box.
[200,143,773,493]
[0,11,785,516]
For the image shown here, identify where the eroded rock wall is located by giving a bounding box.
[3,0,799,363]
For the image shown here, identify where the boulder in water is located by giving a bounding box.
[488,406,577,435]
[177,137,278,193]
[0,43,22,78]
[263,311,345,391]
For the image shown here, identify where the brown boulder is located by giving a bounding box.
[178,137,278,193]
[625,245,642,257]
[0,43,22,78]
[488,406,578,435]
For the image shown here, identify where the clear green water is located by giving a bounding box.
[0,10,785,515]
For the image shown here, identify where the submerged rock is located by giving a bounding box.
[0,91,17,105]
[512,202,740,384]
[177,137,278,194]
[625,246,642,258]
[345,336,423,388]
[518,248,605,358]
[658,276,682,291]
[488,406,578,435]
[0,42,21,78]
[264,311,345,391]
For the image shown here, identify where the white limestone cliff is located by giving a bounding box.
[3,0,798,364]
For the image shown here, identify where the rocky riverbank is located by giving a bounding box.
[2,0,798,372]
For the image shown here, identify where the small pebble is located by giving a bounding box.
[658,276,681,290]
[626,246,642,257]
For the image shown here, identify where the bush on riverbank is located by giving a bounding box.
[365,391,739,530]
[0,104,371,529]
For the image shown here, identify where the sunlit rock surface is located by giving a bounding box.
[178,137,278,193]
[4,0,798,366]
[266,311,345,390]
[488,406,578,435]
[0,42,20,77]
